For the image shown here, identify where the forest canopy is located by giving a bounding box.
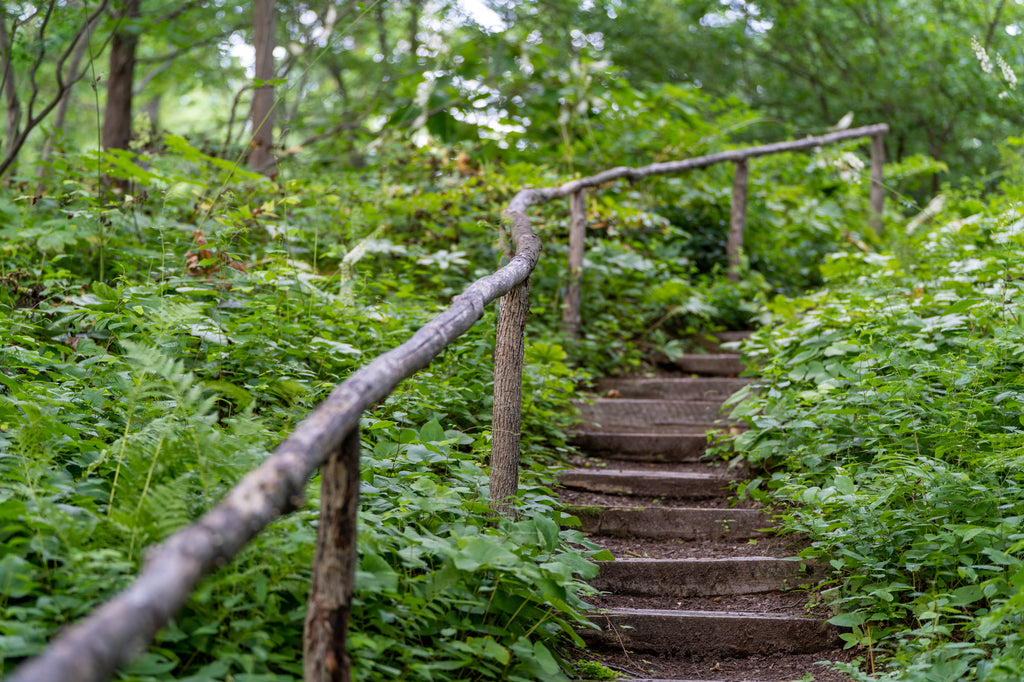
[1,0,1021,189]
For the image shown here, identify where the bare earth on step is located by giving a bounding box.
[560,341,856,682]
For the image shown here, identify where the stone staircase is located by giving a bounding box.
[560,340,848,681]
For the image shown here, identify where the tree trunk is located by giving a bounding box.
[561,189,586,336]
[408,0,423,59]
[490,276,530,517]
[869,133,885,235]
[304,427,360,682]
[727,159,749,282]
[38,19,96,186]
[101,0,141,152]
[248,0,276,173]
[0,13,21,173]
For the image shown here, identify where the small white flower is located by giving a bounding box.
[997,54,1018,89]
[972,36,994,74]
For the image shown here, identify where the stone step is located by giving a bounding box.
[569,505,769,540]
[574,399,737,431]
[593,377,750,402]
[592,557,809,598]
[569,431,712,462]
[559,470,734,499]
[582,608,839,656]
[672,354,745,377]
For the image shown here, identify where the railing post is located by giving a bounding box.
[304,427,361,682]
[727,158,749,283]
[490,275,530,518]
[870,133,885,235]
[561,189,586,336]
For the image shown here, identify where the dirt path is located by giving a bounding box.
[560,343,857,681]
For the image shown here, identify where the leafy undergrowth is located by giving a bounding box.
[728,198,1024,680]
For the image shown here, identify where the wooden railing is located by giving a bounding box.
[6,123,887,682]
[558,123,889,335]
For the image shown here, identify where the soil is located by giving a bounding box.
[568,645,860,681]
[589,591,830,619]
[570,455,748,476]
[559,488,762,510]
[591,535,807,561]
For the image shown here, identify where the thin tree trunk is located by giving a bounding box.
[727,159,749,282]
[38,16,96,186]
[101,0,141,152]
[490,276,530,517]
[304,427,360,682]
[870,133,885,235]
[141,93,160,148]
[0,0,111,179]
[248,0,276,173]
[561,189,586,336]
[0,13,21,172]
[408,0,423,59]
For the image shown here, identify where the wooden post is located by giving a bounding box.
[870,134,885,235]
[561,190,586,336]
[490,277,530,517]
[727,158,749,283]
[304,427,361,682]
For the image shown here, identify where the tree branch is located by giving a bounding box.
[984,0,1007,50]
[0,0,112,178]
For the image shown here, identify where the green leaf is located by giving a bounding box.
[532,514,561,552]
[419,418,446,443]
[0,554,37,598]
[466,636,510,665]
[833,474,856,495]
[828,612,866,627]
[949,585,984,606]
[532,641,561,675]
[453,537,513,572]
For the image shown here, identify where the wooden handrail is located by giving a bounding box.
[6,123,888,682]
[555,123,890,332]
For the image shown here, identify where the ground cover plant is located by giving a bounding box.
[727,187,1024,680]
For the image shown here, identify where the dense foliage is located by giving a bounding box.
[728,182,1024,680]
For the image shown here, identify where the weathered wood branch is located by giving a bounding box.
[727,159,749,282]
[561,189,586,336]
[506,124,890,211]
[304,427,361,682]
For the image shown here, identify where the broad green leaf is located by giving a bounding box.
[419,419,446,443]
